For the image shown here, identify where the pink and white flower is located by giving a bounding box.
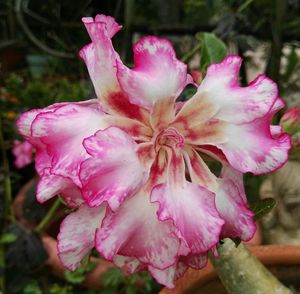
[280,107,300,135]
[17,14,291,288]
[12,139,35,169]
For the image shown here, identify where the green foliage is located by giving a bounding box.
[64,260,96,284]
[101,268,123,288]
[23,281,42,294]
[251,198,276,221]
[0,233,17,244]
[197,32,227,74]
[3,74,89,110]
[100,268,159,294]
[49,284,74,294]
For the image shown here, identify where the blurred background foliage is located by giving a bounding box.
[0,0,300,293]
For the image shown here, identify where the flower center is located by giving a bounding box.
[154,127,184,152]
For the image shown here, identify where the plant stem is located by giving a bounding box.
[0,117,14,293]
[35,197,62,234]
[181,43,201,63]
[0,118,15,222]
[266,0,287,83]
[210,239,292,294]
[237,0,254,13]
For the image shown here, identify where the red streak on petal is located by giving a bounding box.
[109,91,146,121]
[196,145,228,163]
[145,149,168,191]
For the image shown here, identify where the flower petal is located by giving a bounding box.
[37,173,83,207]
[171,92,218,130]
[216,167,256,241]
[117,36,190,109]
[217,117,291,174]
[57,204,105,271]
[12,140,34,169]
[184,147,218,192]
[80,16,121,99]
[196,145,228,164]
[151,149,224,254]
[148,265,182,289]
[95,191,181,269]
[113,256,146,274]
[31,101,107,185]
[80,16,147,121]
[170,93,226,145]
[150,97,176,131]
[148,254,207,288]
[199,55,278,123]
[103,115,152,141]
[80,127,148,210]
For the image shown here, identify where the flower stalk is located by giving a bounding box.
[0,118,15,293]
[35,197,62,233]
[210,239,292,294]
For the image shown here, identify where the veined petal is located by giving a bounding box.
[220,165,247,202]
[57,204,105,271]
[171,92,218,130]
[80,16,148,121]
[31,101,107,185]
[144,148,169,192]
[94,14,122,37]
[80,127,148,210]
[152,182,224,253]
[180,253,208,269]
[150,97,176,131]
[148,264,184,289]
[148,253,207,288]
[113,256,146,274]
[184,147,218,192]
[180,119,226,146]
[271,125,283,137]
[17,106,59,174]
[151,149,224,254]
[95,191,181,269]
[217,116,291,174]
[195,145,228,164]
[117,36,190,109]
[198,55,278,123]
[103,115,152,141]
[216,167,256,241]
[80,17,121,99]
[37,173,83,207]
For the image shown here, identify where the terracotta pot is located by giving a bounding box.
[159,245,300,294]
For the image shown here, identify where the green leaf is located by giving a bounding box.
[0,233,17,244]
[64,261,96,284]
[199,32,227,74]
[49,284,73,294]
[64,268,86,284]
[251,198,276,221]
[101,268,124,288]
[125,284,136,294]
[24,281,42,294]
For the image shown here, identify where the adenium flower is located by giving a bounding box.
[280,107,300,135]
[12,139,34,169]
[17,15,291,288]
[191,70,202,84]
[280,107,300,158]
